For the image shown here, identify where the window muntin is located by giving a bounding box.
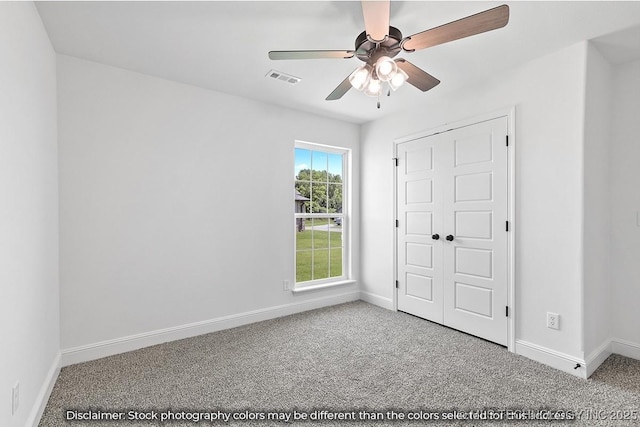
[294,143,348,287]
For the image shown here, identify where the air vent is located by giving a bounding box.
[266,69,301,85]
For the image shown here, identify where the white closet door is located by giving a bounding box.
[396,117,508,346]
[396,136,443,323]
[441,117,508,346]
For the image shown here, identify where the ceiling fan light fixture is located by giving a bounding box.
[349,64,372,91]
[389,68,409,91]
[375,56,397,82]
[363,77,382,97]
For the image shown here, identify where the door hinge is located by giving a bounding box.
[393,157,398,166]
[395,280,399,289]
[395,219,399,228]
[506,135,509,147]
[505,221,509,232]
[506,306,509,317]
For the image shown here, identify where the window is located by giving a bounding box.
[294,142,349,288]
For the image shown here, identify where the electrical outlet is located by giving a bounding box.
[283,280,290,291]
[547,312,560,330]
[12,382,19,415]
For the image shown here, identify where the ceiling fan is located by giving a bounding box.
[268,1,509,107]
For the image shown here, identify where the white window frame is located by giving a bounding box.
[293,141,352,291]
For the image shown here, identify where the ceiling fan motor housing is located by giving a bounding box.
[355,26,403,65]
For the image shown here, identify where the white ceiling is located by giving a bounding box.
[36,1,640,124]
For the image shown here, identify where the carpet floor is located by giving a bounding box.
[39,301,640,426]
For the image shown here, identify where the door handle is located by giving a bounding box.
[446,234,454,241]
[432,234,440,240]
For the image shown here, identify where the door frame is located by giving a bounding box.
[392,107,516,352]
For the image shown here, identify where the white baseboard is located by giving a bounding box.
[515,340,587,379]
[359,291,394,310]
[585,339,613,377]
[27,351,61,427]
[611,338,640,361]
[62,291,360,366]
[583,338,640,376]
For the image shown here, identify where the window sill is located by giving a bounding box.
[292,279,356,293]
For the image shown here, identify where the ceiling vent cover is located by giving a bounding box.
[266,69,301,85]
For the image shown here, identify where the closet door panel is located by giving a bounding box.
[396,137,443,323]
[442,117,509,346]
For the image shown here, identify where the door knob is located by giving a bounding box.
[446,234,454,241]
[432,234,440,240]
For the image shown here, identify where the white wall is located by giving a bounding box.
[360,43,588,368]
[0,3,60,427]
[610,58,640,356]
[582,43,613,362]
[57,55,360,356]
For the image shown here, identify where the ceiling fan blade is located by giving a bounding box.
[326,75,353,101]
[402,4,509,52]
[269,50,355,60]
[395,59,440,92]
[362,0,390,42]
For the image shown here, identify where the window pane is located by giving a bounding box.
[295,148,311,179]
[296,179,311,194]
[296,250,312,282]
[311,150,328,178]
[330,248,343,278]
[296,220,311,247]
[312,219,329,250]
[295,149,312,215]
[309,182,328,213]
[313,249,330,280]
[328,183,342,214]
[312,168,329,184]
[329,227,342,249]
[328,153,343,180]
[295,181,310,214]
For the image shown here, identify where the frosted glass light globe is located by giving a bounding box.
[375,56,397,82]
[364,78,382,97]
[389,68,409,91]
[349,65,372,91]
